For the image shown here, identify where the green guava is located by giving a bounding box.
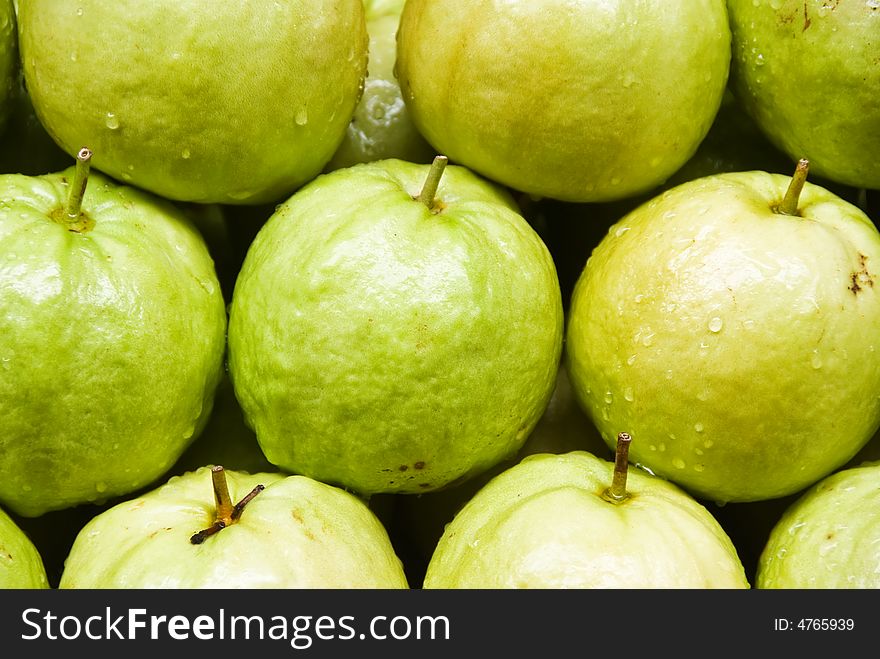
[757,461,880,588]
[0,156,227,517]
[0,504,48,588]
[325,0,434,170]
[228,157,563,496]
[59,466,409,588]
[18,0,368,204]
[727,0,880,189]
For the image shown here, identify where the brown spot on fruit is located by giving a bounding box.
[414,461,426,470]
[398,465,408,472]
[849,253,874,295]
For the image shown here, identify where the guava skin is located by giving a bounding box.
[228,159,563,496]
[18,0,368,204]
[0,168,227,517]
[396,0,731,202]
[757,461,880,588]
[0,0,16,135]
[423,451,750,589]
[727,0,880,190]
[566,171,880,504]
[326,0,434,170]
[59,467,409,589]
[0,505,48,589]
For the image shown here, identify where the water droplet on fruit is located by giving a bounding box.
[70,53,77,62]
[694,464,705,472]
[658,443,667,452]
[623,387,634,402]
[604,391,614,404]
[810,351,823,369]
[695,448,704,456]
[868,0,880,8]
[743,319,755,330]
[649,156,662,168]
[649,444,657,451]
[708,317,723,333]
[641,332,655,347]
[697,390,709,402]
[96,482,107,493]
[105,112,120,130]
[22,484,32,492]
[704,440,714,449]
[171,51,182,60]
[121,172,132,181]
[665,370,673,380]
[694,423,705,433]
[228,190,254,201]
[181,148,191,159]
[75,7,84,16]
[626,354,637,366]
[295,108,308,125]
[601,407,610,421]
[610,176,621,186]
[755,53,765,66]
[672,458,686,469]
[614,226,630,237]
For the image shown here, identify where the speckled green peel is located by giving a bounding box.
[0,167,227,517]
[758,461,880,589]
[59,467,409,589]
[0,0,15,135]
[228,158,563,496]
[566,170,880,503]
[0,505,48,588]
[18,0,368,204]
[396,0,731,202]
[727,0,880,189]
[423,451,749,588]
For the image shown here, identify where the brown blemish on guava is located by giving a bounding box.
[826,532,835,540]
[292,509,315,540]
[848,253,874,295]
[802,1,811,31]
[398,465,408,471]
[418,483,431,489]
[414,461,426,470]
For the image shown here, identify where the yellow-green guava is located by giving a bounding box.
[396,0,731,202]
[59,466,409,588]
[566,168,880,503]
[423,450,750,588]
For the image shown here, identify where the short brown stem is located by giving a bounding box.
[602,432,632,504]
[190,466,265,545]
[776,158,809,216]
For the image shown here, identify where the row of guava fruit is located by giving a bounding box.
[1,0,878,590]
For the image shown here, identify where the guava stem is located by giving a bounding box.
[190,466,266,545]
[416,155,448,209]
[231,484,265,521]
[211,465,235,526]
[602,432,632,504]
[777,158,809,216]
[64,147,92,220]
